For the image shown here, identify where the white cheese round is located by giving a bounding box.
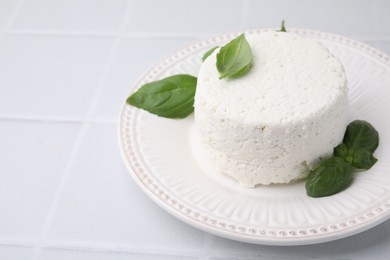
[194,31,348,187]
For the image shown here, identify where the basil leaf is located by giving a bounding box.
[216,34,253,79]
[347,148,378,170]
[306,157,353,198]
[335,144,377,170]
[343,120,379,153]
[126,74,197,118]
[202,46,219,62]
[279,20,287,32]
[334,143,348,158]
[310,120,379,198]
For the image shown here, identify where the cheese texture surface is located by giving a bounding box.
[194,31,348,187]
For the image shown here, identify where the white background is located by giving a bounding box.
[0,0,389,259]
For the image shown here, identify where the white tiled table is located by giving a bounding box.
[1,0,390,259]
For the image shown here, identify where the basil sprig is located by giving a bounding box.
[334,144,377,170]
[128,34,254,118]
[126,74,197,118]
[305,157,353,198]
[342,120,379,153]
[216,34,253,79]
[279,20,287,32]
[334,120,379,169]
[306,120,379,198]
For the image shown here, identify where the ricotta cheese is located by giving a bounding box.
[194,31,348,187]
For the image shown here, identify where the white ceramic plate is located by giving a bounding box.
[118,28,390,245]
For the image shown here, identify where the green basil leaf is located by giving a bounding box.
[305,157,353,198]
[335,143,377,169]
[202,46,219,62]
[279,20,287,32]
[126,74,197,118]
[334,143,348,158]
[216,34,253,79]
[343,120,379,153]
[347,148,377,170]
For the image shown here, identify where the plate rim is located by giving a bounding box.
[118,28,390,246]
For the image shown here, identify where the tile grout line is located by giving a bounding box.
[0,0,24,43]
[3,236,327,260]
[2,29,209,39]
[0,114,114,124]
[0,238,36,248]
[3,29,118,37]
[3,28,390,42]
[38,240,204,258]
[29,120,88,260]
[30,1,135,258]
[82,2,134,121]
[2,0,24,28]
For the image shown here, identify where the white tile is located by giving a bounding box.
[0,121,81,239]
[46,124,207,252]
[91,37,197,120]
[0,35,113,118]
[0,0,18,29]
[375,0,390,37]
[207,220,390,260]
[0,245,33,259]
[125,0,245,35]
[10,0,129,32]
[39,248,198,260]
[243,0,374,37]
